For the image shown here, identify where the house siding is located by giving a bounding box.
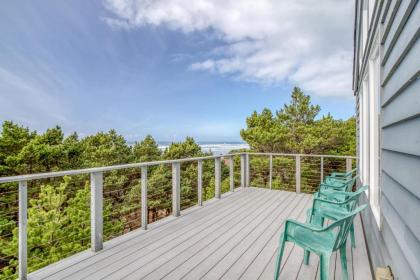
[354,0,420,279]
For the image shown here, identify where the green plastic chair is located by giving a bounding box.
[324,168,357,185]
[318,175,359,205]
[273,205,367,280]
[320,175,358,193]
[329,168,357,179]
[306,185,368,250]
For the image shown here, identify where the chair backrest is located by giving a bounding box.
[341,168,357,181]
[342,185,368,211]
[331,168,357,180]
[313,185,367,217]
[330,175,359,191]
[327,204,367,250]
[347,175,359,191]
[347,167,358,176]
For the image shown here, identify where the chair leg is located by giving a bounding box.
[274,233,286,280]
[304,250,310,265]
[350,223,356,248]
[339,244,349,280]
[319,254,331,280]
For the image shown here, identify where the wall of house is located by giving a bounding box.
[354,0,420,279]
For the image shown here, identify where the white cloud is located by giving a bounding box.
[104,0,354,96]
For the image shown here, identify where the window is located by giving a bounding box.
[368,38,381,226]
[357,0,381,227]
[361,77,370,189]
[359,94,364,181]
[368,0,375,25]
[362,0,369,54]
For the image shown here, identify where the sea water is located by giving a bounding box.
[157,142,249,155]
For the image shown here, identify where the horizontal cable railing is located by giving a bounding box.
[0,152,355,279]
[247,153,355,193]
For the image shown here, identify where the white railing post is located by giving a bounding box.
[215,157,221,199]
[240,154,246,188]
[269,155,273,189]
[320,156,324,182]
[346,158,352,173]
[295,155,301,193]
[172,162,180,217]
[245,153,250,187]
[197,160,203,206]
[141,166,148,230]
[229,156,234,192]
[18,181,27,280]
[90,172,103,252]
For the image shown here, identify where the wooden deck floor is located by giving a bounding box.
[29,188,372,280]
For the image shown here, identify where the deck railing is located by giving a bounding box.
[0,152,355,279]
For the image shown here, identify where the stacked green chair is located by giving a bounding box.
[328,168,357,181]
[274,205,366,280]
[274,168,366,280]
[319,175,359,204]
[324,168,357,186]
[320,174,358,193]
[306,185,368,252]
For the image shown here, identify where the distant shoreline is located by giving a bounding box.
[127,141,250,155]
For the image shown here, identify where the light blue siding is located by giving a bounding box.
[381,79,419,127]
[354,0,420,279]
[382,117,420,155]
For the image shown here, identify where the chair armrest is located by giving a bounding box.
[319,189,352,197]
[320,182,343,188]
[330,172,348,177]
[313,197,343,206]
[320,182,347,191]
[318,189,352,203]
[331,168,357,178]
[325,176,346,182]
[285,219,324,234]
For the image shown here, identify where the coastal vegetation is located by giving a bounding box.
[0,87,355,278]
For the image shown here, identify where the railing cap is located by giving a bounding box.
[0,152,356,184]
[0,153,240,184]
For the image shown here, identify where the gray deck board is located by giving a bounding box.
[84,190,272,279]
[46,188,253,279]
[257,198,311,280]
[275,198,311,279]
[29,187,372,280]
[219,195,310,280]
[117,190,280,280]
[152,192,295,280]
[199,194,304,280]
[352,214,373,280]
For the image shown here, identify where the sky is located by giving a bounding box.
[0,0,355,142]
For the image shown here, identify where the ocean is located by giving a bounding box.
[157,141,250,155]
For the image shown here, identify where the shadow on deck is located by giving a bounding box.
[29,188,372,280]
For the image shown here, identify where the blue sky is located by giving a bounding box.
[0,0,355,142]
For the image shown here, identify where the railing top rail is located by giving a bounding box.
[0,152,356,184]
[247,152,356,159]
[0,153,241,184]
